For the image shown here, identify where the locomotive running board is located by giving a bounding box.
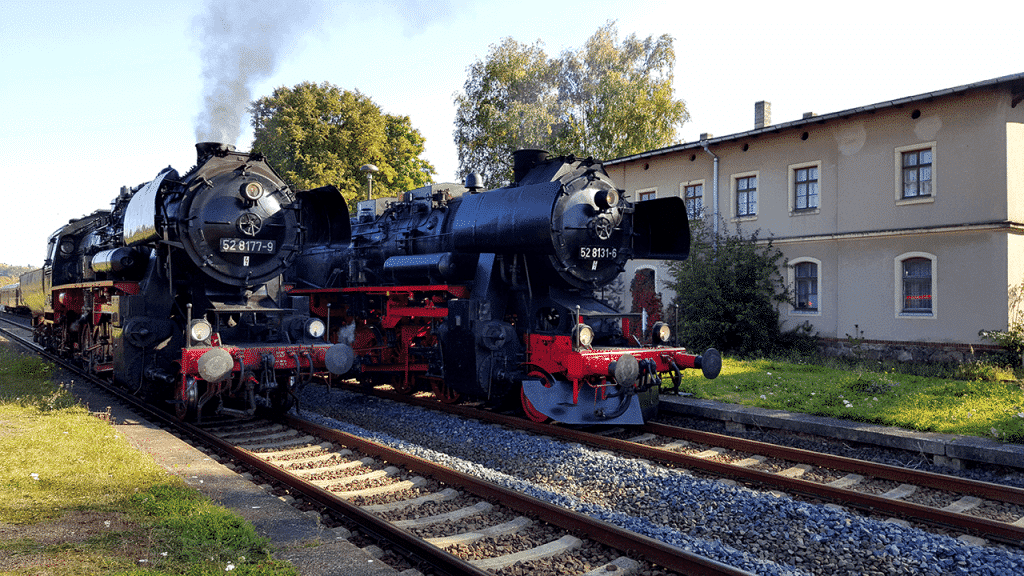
[521,379,645,426]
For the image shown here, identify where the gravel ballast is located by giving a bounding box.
[299,387,1024,576]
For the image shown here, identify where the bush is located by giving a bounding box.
[666,220,790,356]
[979,281,1024,366]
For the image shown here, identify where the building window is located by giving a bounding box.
[736,175,757,217]
[895,252,936,317]
[789,258,820,315]
[637,188,656,202]
[684,183,703,218]
[901,149,932,198]
[794,262,818,312]
[902,258,932,313]
[794,166,819,210]
[894,143,936,204]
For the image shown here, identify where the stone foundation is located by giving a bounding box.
[817,338,1003,364]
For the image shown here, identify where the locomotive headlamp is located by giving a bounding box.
[594,189,619,210]
[572,323,594,350]
[305,318,326,339]
[189,319,213,344]
[652,321,671,345]
[242,181,264,201]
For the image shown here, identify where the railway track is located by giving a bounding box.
[324,381,1024,548]
[0,316,754,576]
[202,416,754,575]
[8,311,1024,572]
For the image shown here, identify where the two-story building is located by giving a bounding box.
[605,73,1024,361]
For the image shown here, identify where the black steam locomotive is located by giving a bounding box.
[289,150,720,425]
[17,143,352,420]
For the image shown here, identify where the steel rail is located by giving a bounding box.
[0,323,490,576]
[0,326,753,575]
[643,421,1024,505]
[285,414,756,576]
[329,384,1024,545]
[195,419,493,576]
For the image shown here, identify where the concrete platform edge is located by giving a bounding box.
[659,395,1024,468]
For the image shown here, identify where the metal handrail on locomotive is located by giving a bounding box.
[14,143,353,420]
[289,149,720,425]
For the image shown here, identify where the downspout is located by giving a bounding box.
[701,139,720,237]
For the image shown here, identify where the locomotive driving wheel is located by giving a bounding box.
[175,376,199,421]
[77,327,94,371]
[429,377,460,404]
[392,372,415,394]
[521,369,554,423]
[269,374,296,414]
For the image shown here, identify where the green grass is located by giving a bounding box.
[0,343,298,575]
[666,356,1024,442]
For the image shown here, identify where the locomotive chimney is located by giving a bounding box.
[464,173,484,192]
[512,149,549,184]
[195,142,237,163]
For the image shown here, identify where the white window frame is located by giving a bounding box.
[731,170,759,220]
[894,251,936,318]
[788,160,822,216]
[788,257,821,316]
[679,179,706,219]
[894,142,936,206]
[636,187,657,202]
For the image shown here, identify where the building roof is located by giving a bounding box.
[605,72,1024,166]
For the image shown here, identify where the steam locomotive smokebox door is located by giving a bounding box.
[441,299,519,399]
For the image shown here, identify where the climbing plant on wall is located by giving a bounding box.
[628,268,663,344]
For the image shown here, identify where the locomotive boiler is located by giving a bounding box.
[21,143,352,420]
[290,150,720,425]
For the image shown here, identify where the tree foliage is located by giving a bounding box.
[979,282,1024,366]
[453,39,559,186]
[665,220,790,357]
[250,81,434,210]
[0,264,34,288]
[453,21,688,185]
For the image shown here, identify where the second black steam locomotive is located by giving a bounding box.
[290,150,720,425]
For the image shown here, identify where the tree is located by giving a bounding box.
[0,264,34,288]
[453,38,560,186]
[555,22,686,161]
[665,220,790,357]
[250,81,434,210]
[453,21,688,185]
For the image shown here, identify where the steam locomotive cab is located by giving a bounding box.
[292,150,720,425]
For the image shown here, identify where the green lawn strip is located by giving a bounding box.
[0,343,297,575]
[667,357,1024,442]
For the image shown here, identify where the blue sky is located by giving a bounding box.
[0,0,1019,266]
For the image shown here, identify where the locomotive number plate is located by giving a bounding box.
[219,238,275,254]
[579,246,618,260]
